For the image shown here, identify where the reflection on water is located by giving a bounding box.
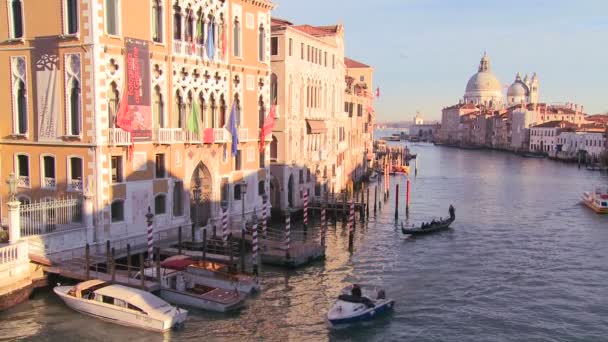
[2,144,608,342]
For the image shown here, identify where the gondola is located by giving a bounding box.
[401,205,455,235]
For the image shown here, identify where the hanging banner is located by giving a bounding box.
[125,38,152,141]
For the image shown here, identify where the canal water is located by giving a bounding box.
[2,144,608,342]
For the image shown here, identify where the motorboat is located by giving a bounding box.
[392,165,410,174]
[133,266,246,312]
[401,205,456,235]
[161,255,260,295]
[582,188,608,214]
[54,280,187,332]
[327,285,394,326]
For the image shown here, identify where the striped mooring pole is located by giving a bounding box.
[146,207,154,264]
[303,190,309,228]
[348,201,355,251]
[252,222,259,276]
[262,198,268,239]
[222,207,229,246]
[285,214,291,259]
[321,205,327,247]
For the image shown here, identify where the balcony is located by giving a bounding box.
[17,175,30,188]
[108,128,131,146]
[153,128,182,144]
[213,128,229,143]
[67,179,83,192]
[42,177,56,189]
[173,40,186,55]
[185,131,202,144]
[238,128,249,141]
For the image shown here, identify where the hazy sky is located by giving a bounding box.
[272,0,608,122]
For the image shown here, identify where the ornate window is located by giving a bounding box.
[11,57,27,135]
[64,0,79,35]
[41,155,56,189]
[108,82,119,128]
[173,4,182,40]
[270,73,278,103]
[258,95,265,129]
[258,24,265,62]
[65,54,81,136]
[152,0,163,42]
[15,154,30,188]
[175,90,185,128]
[233,17,241,57]
[152,86,164,128]
[9,0,24,39]
[105,0,120,35]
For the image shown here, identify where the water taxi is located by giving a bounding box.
[54,280,187,332]
[582,188,608,214]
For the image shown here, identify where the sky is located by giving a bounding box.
[272,0,608,122]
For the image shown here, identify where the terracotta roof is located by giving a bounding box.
[271,17,293,26]
[292,24,339,37]
[345,57,370,68]
[532,120,576,129]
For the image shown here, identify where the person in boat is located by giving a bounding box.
[351,284,362,298]
[449,205,455,219]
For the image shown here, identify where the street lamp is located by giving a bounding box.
[192,176,202,242]
[7,172,17,202]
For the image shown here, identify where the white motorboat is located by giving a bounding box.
[134,266,246,312]
[327,285,394,326]
[162,255,260,295]
[53,280,187,332]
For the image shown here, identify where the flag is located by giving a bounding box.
[116,89,134,160]
[203,128,214,143]
[259,103,276,152]
[186,102,200,134]
[207,22,215,60]
[375,87,380,98]
[227,101,239,155]
[196,17,203,44]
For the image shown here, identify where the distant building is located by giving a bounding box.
[530,121,576,152]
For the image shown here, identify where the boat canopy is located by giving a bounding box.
[161,258,195,270]
[72,279,108,297]
[94,284,171,311]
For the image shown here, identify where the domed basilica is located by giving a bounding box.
[463,53,539,108]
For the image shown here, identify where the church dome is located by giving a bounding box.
[507,81,528,97]
[463,53,502,104]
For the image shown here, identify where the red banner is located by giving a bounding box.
[124,38,152,141]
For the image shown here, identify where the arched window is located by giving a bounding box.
[258,96,265,129]
[42,155,56,189]
[198,93,206,128]
[270,73,278,103]
[111,200,124,222]
[16,80,27,134]
[108,82,119,128]
[233,17,241,57]
[69,80,81,135]
[11,0,23,39]
[152,0,163,42]
[232,94,239,126]
[185,8,194,43]
[16,154,30,187]
[209,94,217,128]
[270,136,278,162]
[155,194,167,215]
[258,24,265,62]
[196,9,205,45]
[218,14,225,58]
[175,91,184,128]
[173,4,182,40]
[65,0,79,34]
[153,86,164,128]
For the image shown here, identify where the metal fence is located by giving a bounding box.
[20,197,84,237]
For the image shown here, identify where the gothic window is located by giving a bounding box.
[105,0,119,35]
[270,136,278,161]
[68,156,83,191]
[11,57,27,135]
[198,93,207,128]
[209,94,217,128]
[233,17,241,57]
[196,9,205,44]
[65,0,79,34]
[258,24,265,60]
[152,0,163,43]
[271,37,278,56]
[65,54,81,136]
[185,8,194,43]
[10,0,23,39]
[108,82,119,128]
[232,94,239,126]
[153,86,164,128]
[173,4,182,40]
[69,80,81,135]
[270,73,278,102]
[175,91,185,128]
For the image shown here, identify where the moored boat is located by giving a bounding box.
[581,188,608,214]
[401,205,456,235]
[54,280,187,332]
[327,285,394,326]
[392,164,410,174]
[134,266,247,312]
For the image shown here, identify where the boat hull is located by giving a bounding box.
[582,194,608,214]
[160,288,245,313]
[54,286,186,332]
[402,218,454,235]
[327,299,394,326]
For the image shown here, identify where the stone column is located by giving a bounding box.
[7,201,21,244]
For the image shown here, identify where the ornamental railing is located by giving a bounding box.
[20,197,84,237]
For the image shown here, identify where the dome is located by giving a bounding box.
[507,81,529,97]
[465,71,502,95]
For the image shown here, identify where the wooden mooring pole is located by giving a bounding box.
[110,248,116,283]
[394,183,400,220]
[202,229,207,260]
[139,253,145,290]
[155,247,161,284]
[85,243,90,280]
[366,186,370,218]
[374,185,377,215]
[126,244,131,279]
[178,225,182,255]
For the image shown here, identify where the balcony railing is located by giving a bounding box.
[42,177,56,189]
[67,179,83,192]
[153,128,183,144]
[173,40,185,55]
[238,128,249,141]
[185,131,202,144]
[18,175,29,188]
[172,129,185,142]
[109,128,131,146]
[214,128,229,143]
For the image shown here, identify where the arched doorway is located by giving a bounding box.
[287,174,294,209]
[191,162,212,227]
